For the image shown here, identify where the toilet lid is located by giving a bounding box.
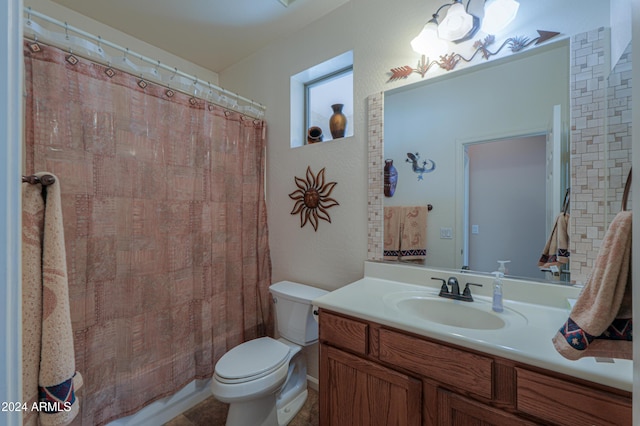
[215,337,290,382]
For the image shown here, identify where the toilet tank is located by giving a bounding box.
[269,281,328,346]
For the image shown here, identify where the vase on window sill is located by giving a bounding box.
[307,126,323,144]
[329,104,347,139]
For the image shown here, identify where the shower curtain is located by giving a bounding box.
[23,41,272,426]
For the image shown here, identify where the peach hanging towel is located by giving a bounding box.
[22,173,83,426]
[383,206,403,260]
[399,206,428,260]
[552,170,632,360]
[383,206,428,261]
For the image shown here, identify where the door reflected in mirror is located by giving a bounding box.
[463,134,556,279]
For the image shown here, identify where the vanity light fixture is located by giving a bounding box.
[392,29,560,81]
[411,0,519,56]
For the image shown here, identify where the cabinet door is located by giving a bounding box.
[320,344,421,426]
[438,389,537,426]
[516,367,632,426]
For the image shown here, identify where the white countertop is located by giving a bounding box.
[312,261,632,392]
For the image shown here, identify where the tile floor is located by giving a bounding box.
[164,388,319,426]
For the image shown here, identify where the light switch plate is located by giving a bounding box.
[440,227,453,239]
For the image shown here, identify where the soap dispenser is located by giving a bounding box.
[497,260,511,275]
[491,271,504,313]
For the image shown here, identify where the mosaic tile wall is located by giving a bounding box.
[570,27,633,284]
[605,43,633,218]
[367,93,384,261]
[569,27,609,284]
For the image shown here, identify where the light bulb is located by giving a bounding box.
[482,0,519,34]
[411,20,449,57]
[438,2,474,41]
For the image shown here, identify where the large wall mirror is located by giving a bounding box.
[384,42,569,282]
[368,28,633,286]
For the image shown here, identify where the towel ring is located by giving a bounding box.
[621,168,632,211]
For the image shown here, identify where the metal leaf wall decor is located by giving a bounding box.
[388,30,560,82]
[289,166,339,231]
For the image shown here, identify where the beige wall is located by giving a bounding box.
[219,0,609,293]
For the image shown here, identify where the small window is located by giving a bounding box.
[305,67,353,142]
[290,51,353,148]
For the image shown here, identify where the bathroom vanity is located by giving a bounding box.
[314,262,632,426]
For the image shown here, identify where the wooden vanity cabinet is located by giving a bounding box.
[318,309,632,426]
[319,311,421,426]
[321,345,421,426]
[438,389,539,426]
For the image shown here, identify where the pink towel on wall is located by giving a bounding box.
[552,210,632,360]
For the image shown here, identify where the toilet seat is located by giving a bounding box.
[215,337,290,384]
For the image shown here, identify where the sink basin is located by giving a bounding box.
[383,291,527,330]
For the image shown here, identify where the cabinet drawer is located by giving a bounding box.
[378,328,493,399]
[319,311,368,355]
[516,368,632,426]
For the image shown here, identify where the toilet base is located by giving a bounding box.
[277,389,307,426]
[225,393,278,426]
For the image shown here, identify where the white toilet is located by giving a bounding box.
[211,281,328,426]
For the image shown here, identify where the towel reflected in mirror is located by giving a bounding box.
[384,206,428,261]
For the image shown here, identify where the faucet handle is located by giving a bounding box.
[431,277,449,295]
[462,283,482,298]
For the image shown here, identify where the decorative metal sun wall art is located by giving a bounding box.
[289,166,339,231]
[388,30,560,81]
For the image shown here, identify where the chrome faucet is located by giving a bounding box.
[432,277,482,302]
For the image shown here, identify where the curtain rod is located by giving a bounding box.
[23,7,266,118]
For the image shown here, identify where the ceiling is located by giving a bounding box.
[50,0,349,73]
